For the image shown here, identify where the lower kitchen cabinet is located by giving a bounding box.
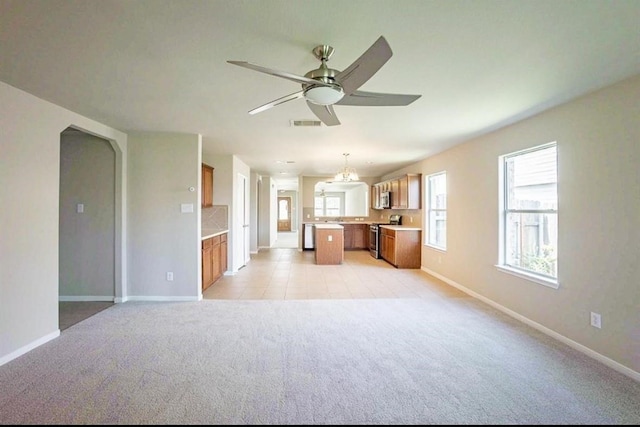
[380,227,421,268]
[202,232,227,291]
[343,224,369,250]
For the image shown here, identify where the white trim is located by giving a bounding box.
[58,296,115,302]
[424,243,447,252]
[0,330,60,367]
[495,264,559,289]
[421,266,640,383]
[125,296,200,302]
[114,297,126,303]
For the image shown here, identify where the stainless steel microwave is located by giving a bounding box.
[380,191,391,208]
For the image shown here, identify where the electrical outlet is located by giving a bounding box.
[590,312,601,329]
[166,272,174,281]
[410,217,413,223]
[328,235,333,242]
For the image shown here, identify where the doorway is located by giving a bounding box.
[278,197,292,231]
[59,128,116,329]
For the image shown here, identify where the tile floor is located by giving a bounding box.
[203,246,466,301]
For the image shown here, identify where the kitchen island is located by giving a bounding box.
[314,224,344,265]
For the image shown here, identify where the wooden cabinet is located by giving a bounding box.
[220,233,228,274]
[202,163,214,208]
[202,232,227,291]
[343,224,369,250]
[396,174,421,209]
[202,238,213,288]
[371,185,380,209]
[380,227,421,268]
[315,225,344,265]
[373,174,421,210]
[390,179,400,208]
[380,228,396,265]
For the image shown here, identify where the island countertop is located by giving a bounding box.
[313,224,344,230]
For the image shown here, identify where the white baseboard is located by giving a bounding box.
[0,330,60,367]
[421,266,640,383]
[125,296,200,302]
[58,296,115,302]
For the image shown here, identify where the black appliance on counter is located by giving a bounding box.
[369,215,402,259]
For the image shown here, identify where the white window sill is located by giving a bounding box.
[495,265,559,289]
[424,244,446,252]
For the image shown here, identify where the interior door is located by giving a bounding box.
[277,197,292,231]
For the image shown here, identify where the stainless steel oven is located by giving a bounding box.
[369,224,381,258]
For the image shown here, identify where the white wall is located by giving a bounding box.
[0,81,127,365]
[249,172,260,254]
[232,156,251,271]
[405,74,640,377]
[127,132,201,299]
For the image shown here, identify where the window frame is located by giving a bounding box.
[425,171,447,251]
[314,192,344,217]
[497,142,559,288]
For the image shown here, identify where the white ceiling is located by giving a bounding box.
[2,1,639,191]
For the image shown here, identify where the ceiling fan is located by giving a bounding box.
[227,36,421,126]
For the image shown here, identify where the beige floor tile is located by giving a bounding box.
[201,248,452,302]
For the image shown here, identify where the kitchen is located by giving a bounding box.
[300,174,423,269]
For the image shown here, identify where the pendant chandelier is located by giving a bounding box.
[334,153,359,182]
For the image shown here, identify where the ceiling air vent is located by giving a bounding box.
[290,119,322,127]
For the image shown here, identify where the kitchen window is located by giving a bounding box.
[314,194,343,217]
[497,142,558,288]
[426,171,447,250]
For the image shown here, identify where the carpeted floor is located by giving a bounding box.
[1,297,639,424]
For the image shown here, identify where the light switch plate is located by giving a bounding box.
[76,203,84,213]
[180,203,194,213]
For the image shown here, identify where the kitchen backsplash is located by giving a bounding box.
[202,205,229,230]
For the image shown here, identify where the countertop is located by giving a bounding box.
[313,223,344,230]
[380,225,422,231]
[201,228,229,240]
[303,221,388,225]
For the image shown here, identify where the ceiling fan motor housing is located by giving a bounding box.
[303,63,344,105]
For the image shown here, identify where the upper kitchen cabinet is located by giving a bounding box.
[373,174,422,210]
[202,163,214,208]
[394,174,421,209]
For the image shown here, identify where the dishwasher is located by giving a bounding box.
[303,223,315,250]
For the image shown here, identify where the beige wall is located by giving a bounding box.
[0,81,127,364]
[413,74,640,376]
[127,132,201,299]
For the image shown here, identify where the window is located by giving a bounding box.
[314,193,342,216]
[426,172,447,249]
[499,142,558,286]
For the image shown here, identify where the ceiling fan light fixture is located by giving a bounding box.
[334,153,359,182]
[304,85,344,106]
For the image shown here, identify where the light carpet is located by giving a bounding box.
[1,298,639,424]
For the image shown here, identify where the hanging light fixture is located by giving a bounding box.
[334,153,359,182]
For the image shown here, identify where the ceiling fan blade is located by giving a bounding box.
[337,90,421,106]
[306,101,341,126]
[227,61,333,87]
[249,91,304,115]
[335,36,392,96]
